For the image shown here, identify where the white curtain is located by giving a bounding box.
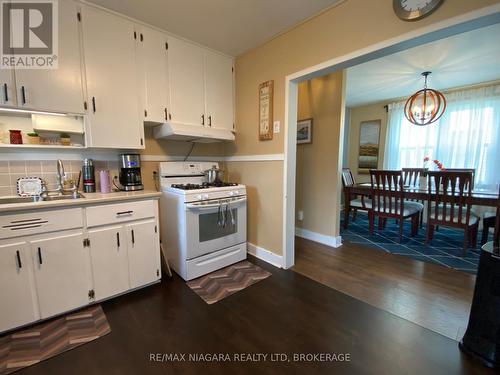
[384,84,500,190]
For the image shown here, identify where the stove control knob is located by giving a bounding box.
[196,194,203,201]
[228,191,234,196]
[203,194,209,200]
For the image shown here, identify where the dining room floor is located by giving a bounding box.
[341,211,481,274]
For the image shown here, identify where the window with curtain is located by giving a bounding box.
[384,84,500,190]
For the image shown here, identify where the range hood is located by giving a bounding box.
[153,122,235,143]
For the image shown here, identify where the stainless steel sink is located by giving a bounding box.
[0,193,85,205]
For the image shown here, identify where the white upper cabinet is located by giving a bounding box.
[81,5,143,149]
[168,37,205,127]
[136,25,170,124]
[0,70,16,107]
[204,51,234,131]
[14,0,84,114]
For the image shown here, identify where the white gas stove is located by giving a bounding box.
[159,162,247,280]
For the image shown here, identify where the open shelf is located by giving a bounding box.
[0,143,86,149]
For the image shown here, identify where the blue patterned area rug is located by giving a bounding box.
[341,211,481,274]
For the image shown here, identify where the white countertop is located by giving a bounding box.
[0,190,161,213]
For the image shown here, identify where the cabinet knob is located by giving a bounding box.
[3,83,8,102]
[16,250,22,269]
[208,115,212,127]
[21,86,26,104]
[37,247,43,265]
[201,114,205,126]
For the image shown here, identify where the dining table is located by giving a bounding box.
[344,182,499,229]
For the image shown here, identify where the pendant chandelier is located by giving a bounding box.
[404,71,446,126]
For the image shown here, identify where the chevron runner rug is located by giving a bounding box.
[187,261,271,304]
[0,305,111,375]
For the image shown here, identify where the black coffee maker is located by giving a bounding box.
[118,154,144,191]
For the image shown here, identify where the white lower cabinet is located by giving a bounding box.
[0,199,161,334]
[31,231,91,319]
[126,219,161,288]
[0,242,39,333]
[88,225,130,301]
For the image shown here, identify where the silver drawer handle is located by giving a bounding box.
[116,210,133,216]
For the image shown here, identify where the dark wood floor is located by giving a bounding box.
[293,236,476,341]
[18,257,491,375]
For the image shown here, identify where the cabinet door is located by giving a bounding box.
[0,242,39,333]
[168,37,205,127]
[81,5,143,148]
[205,51,234,131]
[14,0,84,113]
[126,219,161,289]
[136,26,170,124]
[88,225,129,301]
[31,231,91,318]
[0,69,16,107]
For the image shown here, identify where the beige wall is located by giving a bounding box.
[295,72,344,237]
[229,0,498,255]
[347,102,389,183]
[225,161,283,253]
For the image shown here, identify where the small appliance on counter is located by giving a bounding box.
[82,158,96,193]
[117,154,144,191]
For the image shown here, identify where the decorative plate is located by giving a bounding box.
[17,177,43,197]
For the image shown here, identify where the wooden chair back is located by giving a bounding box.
[341,168,355,187]
[426,171,473,229]
[370,170,405,218]
[402,168,428,188]
[444,168,475,190]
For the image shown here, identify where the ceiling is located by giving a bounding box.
[87,0,340,56]
[346,23,500,108]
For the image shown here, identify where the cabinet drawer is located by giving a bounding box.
[86,200,156,227]
[0,208,83,239]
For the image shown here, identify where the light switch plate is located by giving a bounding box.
[273,121,280,133]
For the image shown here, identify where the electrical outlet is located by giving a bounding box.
[273,121,280,133]
[297,210,304,221]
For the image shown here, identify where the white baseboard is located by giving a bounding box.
[295,227,342,248]
[247,242,283,268]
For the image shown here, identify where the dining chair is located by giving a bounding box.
[425,171,479,255]
[444,168,476,190]
[369,170,423,242]
[481,185,500,246]
[341,168,372,229]
[402,168,428,228]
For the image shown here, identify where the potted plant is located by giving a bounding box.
[26,132,40,145]
[60,133,71,146]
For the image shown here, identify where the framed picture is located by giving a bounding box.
[358,119,381,173]
[259,80,274,141]
[297,118,313,144]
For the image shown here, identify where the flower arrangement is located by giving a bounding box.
[423,156,444,171]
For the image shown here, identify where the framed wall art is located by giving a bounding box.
[358,119,381,173]
[297,118,313,144]
[259,80,274,141]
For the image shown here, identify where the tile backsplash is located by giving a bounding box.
[0,160,119,197]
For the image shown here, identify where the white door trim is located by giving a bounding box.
[282,4,500,269]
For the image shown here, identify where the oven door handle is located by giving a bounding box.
[186,197,247,210]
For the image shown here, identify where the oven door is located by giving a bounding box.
[185,196,247,259]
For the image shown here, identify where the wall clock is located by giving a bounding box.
[393,0,444,21]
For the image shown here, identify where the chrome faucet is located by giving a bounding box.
[56,159,65,194]
[41,160,80,198]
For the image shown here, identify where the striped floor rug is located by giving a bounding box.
[0,305,111,375]
[187,261,271,304]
